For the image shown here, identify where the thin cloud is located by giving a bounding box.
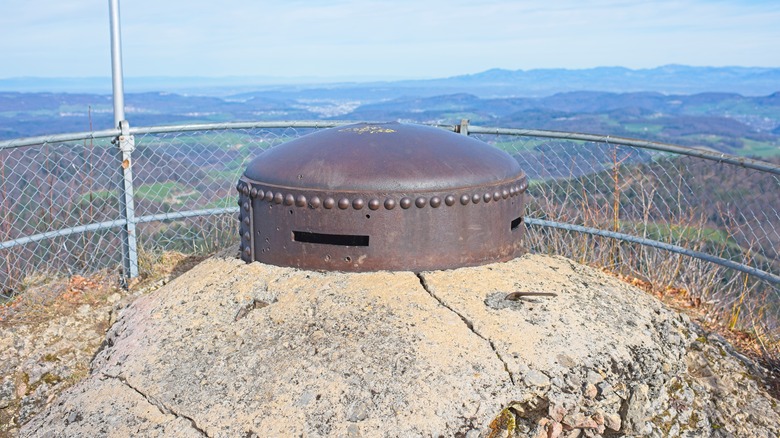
[0,0,778,78]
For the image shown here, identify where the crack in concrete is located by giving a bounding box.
[415,273,516,385]
[106,374,210,437]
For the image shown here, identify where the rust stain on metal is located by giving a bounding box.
[237,122,528,272]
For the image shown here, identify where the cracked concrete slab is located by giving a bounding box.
[30,375,202,437]
[418,254,679,376]
[21,251,780,437]
[23,251,515,437]
[106,374,208,436]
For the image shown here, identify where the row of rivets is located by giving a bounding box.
[236,181,527,210]
[236,183,253,261]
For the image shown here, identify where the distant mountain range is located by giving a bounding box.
[1,65,779,97]
[1,65,778,157]
[412,65,780,96]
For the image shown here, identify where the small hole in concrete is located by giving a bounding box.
[365,214,371,219]
[289,210,294,215]
[345,256,352,262]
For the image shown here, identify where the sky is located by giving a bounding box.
[1,0,779,82]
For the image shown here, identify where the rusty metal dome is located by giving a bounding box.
[236,122,527,272]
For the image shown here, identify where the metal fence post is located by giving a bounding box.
[109,0,126,128]
[456,119,470,136]
[116,121,138,279]
[109,0,138,279]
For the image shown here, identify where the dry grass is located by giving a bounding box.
[0,247,207,327]
[0,270,118,328]
[132,246,209,292]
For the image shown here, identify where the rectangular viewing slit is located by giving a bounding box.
[511,216,523,231]
[293,231,369,247]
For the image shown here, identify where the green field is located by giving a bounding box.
[135,182,200,204]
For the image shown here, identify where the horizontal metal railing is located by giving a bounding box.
[1,122,778,320]
[467,126,780,175]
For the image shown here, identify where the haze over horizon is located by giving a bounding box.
[1,0,779,82]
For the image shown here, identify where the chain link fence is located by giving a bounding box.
[0,136,124,296]
[469,128,780,334]
[1,121,779,334]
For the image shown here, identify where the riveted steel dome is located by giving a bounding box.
[236,122,527,271]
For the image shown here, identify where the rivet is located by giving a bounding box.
[274,193,283,204]
[502,189,509,199]
[236,182,242,192]
[338,198,350,209]
[243,217,250,226]
[400,197,412,209]
[430,197,442,208]
[352,198,365,210]
[264,191,274,202]
[460,194,470,205]
[324,197,335,209]
[237,199,242,207]
[493,191,500,201]
[310,196,322,209]
[243,201,250,211]
[472,193,481,204]
[384,198,396,210]
[444,195,455,206]
[250,187,258,198]
[295,195,306,207]
[368,199,380,210]
[415,197,427,208]
[483,193,492,203]
[242,186,250,196]
[510,186,516,196]
[257,189,265,199]
[243,247,251,256]
[284,194,295,206]
[243,232,251,241]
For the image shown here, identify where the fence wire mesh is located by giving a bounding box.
[471,132,780,331]
[130,127,310,258]
[1,123,778,334]
[0,137,124,299]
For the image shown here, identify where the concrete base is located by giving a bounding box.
[22,251,780,437]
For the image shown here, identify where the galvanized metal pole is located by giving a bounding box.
[108,0,138,280]
[109,0,125,128]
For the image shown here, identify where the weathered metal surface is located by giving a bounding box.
[238,122,527,272]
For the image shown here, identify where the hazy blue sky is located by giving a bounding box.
[1,0,779,80]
